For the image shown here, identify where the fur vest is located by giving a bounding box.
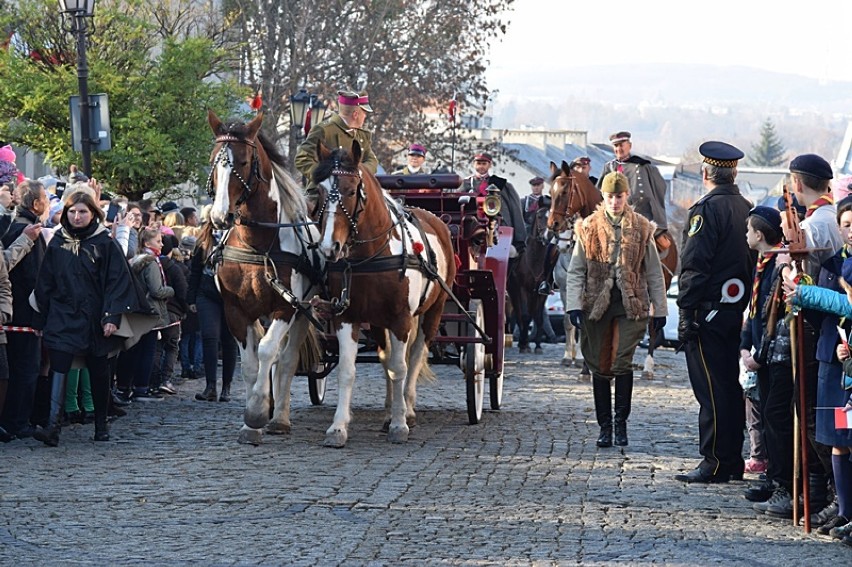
[576,204,656,321]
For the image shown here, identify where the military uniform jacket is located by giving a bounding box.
[294,114,379,187]
[598,155,668,230]
[677,183,754,312]
[461,174,527,247]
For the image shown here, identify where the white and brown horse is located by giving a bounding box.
[206,110,323,445]
[312,141,455,447]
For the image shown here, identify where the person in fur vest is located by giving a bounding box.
[564,171,668,448]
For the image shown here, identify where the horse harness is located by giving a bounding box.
[206,133,268,211]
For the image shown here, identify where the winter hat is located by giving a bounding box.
[0,145,16,163]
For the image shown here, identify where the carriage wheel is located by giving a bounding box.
[307,362,334,406]
[488,370,503,410]
[465,299,486,425]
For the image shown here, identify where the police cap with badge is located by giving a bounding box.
[699,141,744,168]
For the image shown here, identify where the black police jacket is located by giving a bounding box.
[678,183,755,312]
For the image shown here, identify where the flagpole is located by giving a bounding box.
[449,94,457,173]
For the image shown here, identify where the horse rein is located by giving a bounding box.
[315,161,366,240]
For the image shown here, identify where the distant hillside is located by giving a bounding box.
[489,64,852,160]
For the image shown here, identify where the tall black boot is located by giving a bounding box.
[593,375,613,447]
[33,372,67,447]
[219,379,231,402]
[90,372,110,442]
[0,380,12,442]
[614,373,634,446]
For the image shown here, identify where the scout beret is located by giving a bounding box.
[748,206,782,239]
[790,154,833,180]
[600,171,629,194]
[337,90,373,112]
[609,131,631,144]
[529,177,544,185]
[699,141,744,168]
[776,195,806,219]
[473,152,492,163]
[408,143,426,157]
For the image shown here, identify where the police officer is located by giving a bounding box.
[597,132,667,234]
[675,141,754,483]
[392,144,430,175]
[461,152,527,255]
[294,90,379,206]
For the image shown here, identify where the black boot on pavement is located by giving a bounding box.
[195,384,217,401]
[592,375,612,448]
[613,374,633,446]
[33,372,67,447]
[219,382,231,402]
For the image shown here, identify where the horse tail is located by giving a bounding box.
[297,323,322,374]
[416,349,437,384]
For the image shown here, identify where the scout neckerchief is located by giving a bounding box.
[805,194,834,218]
[750,245,782,319]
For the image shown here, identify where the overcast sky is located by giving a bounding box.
[486,0,852,97]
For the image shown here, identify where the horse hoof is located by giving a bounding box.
[387,424,410,443]
[265,421,291,435]
[534,347,543,354]
[238,427,263,446]
[560,358,572,367]
[519,346,531,354]
[406,415,417,428]
[324,430,347,448]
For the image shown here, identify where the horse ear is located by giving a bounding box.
[207,109,223,134]
[351,139,362,165]
[561,160,571,176]
[549,161,560,179]
[246,112,264,139]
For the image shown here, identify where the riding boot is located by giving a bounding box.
[33,372,67,447]
[614,373,634,446]
[195,382,217,402]
[592,374,613,447]
[90,372,110,442]
[0,380,12,442]
[219,380,231,402]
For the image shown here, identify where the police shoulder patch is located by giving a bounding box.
[687,215,703,236]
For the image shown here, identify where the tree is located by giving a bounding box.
[0,0,246,200]
[748,118,786,167]
[231,0,514,173]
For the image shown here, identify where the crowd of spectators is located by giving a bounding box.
[0,151,235,446]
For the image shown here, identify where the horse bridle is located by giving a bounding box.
[548,174,582,231]
[315,159,365,239]
[206,134,268,210]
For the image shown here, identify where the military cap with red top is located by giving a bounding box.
[408,143,426,157]
[529,177,544,185]
[609,131,631,144]
[473,152,492,163]
[570,156,591,168]
[790,153,833,180]
[337,89,373,112]
[699,141,744,168]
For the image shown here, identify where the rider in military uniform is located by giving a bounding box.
[675,141,755,484]
[597,132,668,235]
[460,152,527,255]
[294,90,379,207]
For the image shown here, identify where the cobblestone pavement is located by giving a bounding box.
[2,344,850,566]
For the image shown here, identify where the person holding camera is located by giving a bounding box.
[564,172,667,448]
[675,142,754,484]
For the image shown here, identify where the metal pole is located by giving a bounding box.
[74,13,92,177]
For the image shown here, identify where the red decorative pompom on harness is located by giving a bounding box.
[412,242,424,255]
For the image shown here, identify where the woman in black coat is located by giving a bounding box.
[32,191,149,446]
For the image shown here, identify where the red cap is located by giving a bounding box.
[473,152,492,163]
[337,90,373,112]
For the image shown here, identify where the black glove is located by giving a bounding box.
[677,309,699,344]
[568,310,583,330]
[653,317,666,332]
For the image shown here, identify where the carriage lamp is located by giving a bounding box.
[59,0,97,177]
[289,89,311,132]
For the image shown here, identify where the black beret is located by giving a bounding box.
[776,194,806,218]
[748,206,782,238]
[699,141,744,168]
[160,201,179,213]
[790,154,833,180]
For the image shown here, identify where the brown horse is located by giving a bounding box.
[547,160,677,378]
[206,110,323,445]
[312,140,456,447]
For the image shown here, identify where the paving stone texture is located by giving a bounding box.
[2,344,850,565]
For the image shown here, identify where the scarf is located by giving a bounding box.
[805,194,834,218]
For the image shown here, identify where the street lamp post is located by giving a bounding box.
[289,89,327,139]
[59,0,96,177]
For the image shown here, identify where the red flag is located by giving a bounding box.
[249,92,262,112]
[448,99,456,123]
[304,107,312,137]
